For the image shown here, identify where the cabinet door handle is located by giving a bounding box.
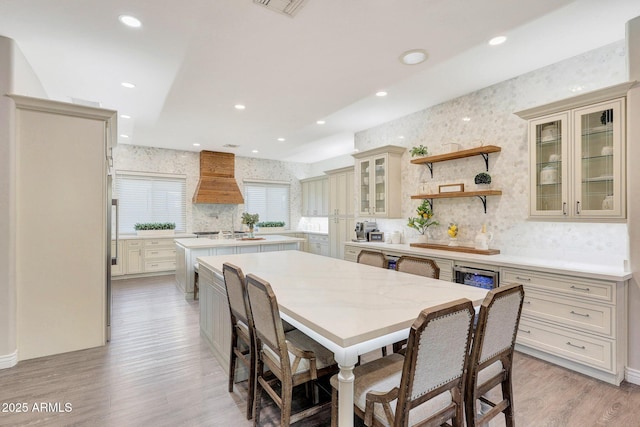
[515,276,531,281]
[570,285,590,292]
[562,202,567,216]
[566,341,586,350]
[519,329,531,334]
[523,300,531,305]
[570,310,590,318]
[576,201,581,215]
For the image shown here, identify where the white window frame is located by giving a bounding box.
[243,179,290,229]
[115,170,187,234]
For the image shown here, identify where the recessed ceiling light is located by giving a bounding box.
[399,49,428,65]
[316,120,325,125]
[118,15,142,28]
[277,137,286,142]
[488,36,507,46]
[398,136,405,139]
[234,104,246,110]
[120,134,129,138]
[376,91,387,97]
[252,150,259,153]
[120,114,131,119]
[121,82,136,89]
[193,143,201,147]
[462,117,471,122]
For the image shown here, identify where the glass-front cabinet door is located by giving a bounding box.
[357,154,388,216]
[530,113,569,217]
[573,99,625,218]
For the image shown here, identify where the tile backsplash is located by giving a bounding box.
[356,41,629,266]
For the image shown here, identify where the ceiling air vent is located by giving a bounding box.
[253,0,308,17]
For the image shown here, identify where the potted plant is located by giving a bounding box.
[410,145,428,157]
[407,200,438,243]
[241,212,260,237]
[134,222,176,236]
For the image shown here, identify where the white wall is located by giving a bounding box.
[355,41,629,266]
[0,36,47,367]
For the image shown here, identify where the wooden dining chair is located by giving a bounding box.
[465,283,525,427]
[330,298,476,427]
[357,250,387,268]
[222,262,257,420]
[395,255,440,279]
[246,273,339,427]
[392,256,441,353]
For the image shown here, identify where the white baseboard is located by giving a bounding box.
[626,366,640,385]
[0,350,18,369]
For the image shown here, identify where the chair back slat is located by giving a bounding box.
[246,274,287,365]
[396,299,475,422]
[357,250,386,268]
[222,263,250,326]
[395,256,440,279]
[478,286,524,364]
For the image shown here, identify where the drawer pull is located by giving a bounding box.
[519,329,531,334]
[570,310,590,318]
[566,341,586,350]
[523,300,531,305]
[151,264,158,267]
[570,285,591,292]
[151,251,158,254]
[515,276,531,281]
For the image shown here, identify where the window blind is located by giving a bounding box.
[244,181,290,227]
[115,172,187,233]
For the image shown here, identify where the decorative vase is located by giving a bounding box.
[415,234,428,244]
[248,226,254,238]
[448,237,458,247]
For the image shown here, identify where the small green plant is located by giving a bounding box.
[134,222,175,230]
[474,172,492,184]
[241,212,260,228]
[410,145,428,157]
[407,200,438,235]
[256,221,285,227]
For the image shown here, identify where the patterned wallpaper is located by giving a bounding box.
[112,145,312,233]
[356,41,629,266]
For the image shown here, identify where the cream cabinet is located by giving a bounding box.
[503,267,627,385]
[327,167,355,259]
[125,240,143,274]
[307,233,330,257]
[353,145,404,218]
[301,176,329,217]
[516,83,630,219]
[123,238,176,275]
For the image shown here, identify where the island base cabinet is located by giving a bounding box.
[199,265,248,381]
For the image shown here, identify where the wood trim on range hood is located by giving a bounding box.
[192,151,244,204]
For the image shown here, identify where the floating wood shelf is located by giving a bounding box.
[410,243,500,255]
[411,145,502,177]
[410,190,502,214]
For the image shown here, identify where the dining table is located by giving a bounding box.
[196,249,489,427]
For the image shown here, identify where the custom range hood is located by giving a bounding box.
[192,151,244,204]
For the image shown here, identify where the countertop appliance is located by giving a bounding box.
[453,263,499,290]
[354,221,378,242]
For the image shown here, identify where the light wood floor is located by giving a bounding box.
[1,275,640,426]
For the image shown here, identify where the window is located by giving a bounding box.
[244,180,290,228]
[115,171,187,233]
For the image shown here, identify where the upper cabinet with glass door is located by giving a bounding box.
[516,82,631,220]
[353,145,404,218]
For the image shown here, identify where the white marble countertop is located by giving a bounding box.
[256,229,328,236]
[197,250,488,348]
[174,234,305,249]
[346,241,632,282]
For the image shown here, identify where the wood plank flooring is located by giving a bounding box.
[1,275,639,426]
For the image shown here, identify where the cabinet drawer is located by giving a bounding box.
[126,240,143,248]
[344,245,360,262]
[502,268,613,303]
[145,248,176,259]
[522,289,612,337]
[517,318,613,372]
[308,234,329,243]
[145,260,176,272]
[144,238,175,248]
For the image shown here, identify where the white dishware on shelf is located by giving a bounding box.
[601,146,614,156]
[549,154,560,162]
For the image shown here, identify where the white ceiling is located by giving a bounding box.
[1,0,639,163]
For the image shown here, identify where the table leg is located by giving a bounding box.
[337,362,355,427]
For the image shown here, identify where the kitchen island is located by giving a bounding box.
[174,235,305,300]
